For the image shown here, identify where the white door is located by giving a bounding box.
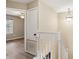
[26,8,38,40]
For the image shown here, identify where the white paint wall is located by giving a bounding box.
[6,0,27,10]
[38,1,58,32]
[38,1,58,59]
[58,12,73,59]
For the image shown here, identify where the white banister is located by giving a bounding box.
[33,32,68,59]
[36,32,58,59]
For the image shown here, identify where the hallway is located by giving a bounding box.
[6,39,33,59]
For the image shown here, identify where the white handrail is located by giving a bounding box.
[33,32,68,59]
[36,32,59,59]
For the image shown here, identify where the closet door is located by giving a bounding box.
[27,8,38,40]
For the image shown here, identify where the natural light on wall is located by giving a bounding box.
[65,17,72,23]
[20,13,25,19]
[64,8,73,24]
[20,15,24,19]
[6,20,14,34]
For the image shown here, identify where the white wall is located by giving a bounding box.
[38,1,58,32]
[58,12,73,59]
[27,0,38,9]
[6,0,27,10]
[38,1,58,59]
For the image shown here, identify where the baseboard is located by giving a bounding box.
[6,36,24,41]
[25,50,35,57]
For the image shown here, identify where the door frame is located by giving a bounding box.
[6,7,39,53]
[6,7,27,51]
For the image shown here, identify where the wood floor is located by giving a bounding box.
[6,39,33,59]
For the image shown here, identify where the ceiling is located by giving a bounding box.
[9,0,34,3]
[41,0,73,12]
[7,0,73,13]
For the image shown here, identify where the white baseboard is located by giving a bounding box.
[25,50,35,56]
[6,36,24,41]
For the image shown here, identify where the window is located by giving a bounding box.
[6,20,14,34]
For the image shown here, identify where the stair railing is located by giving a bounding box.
[33,32,68,59]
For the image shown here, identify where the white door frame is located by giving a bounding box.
[6,7,39,54]
[6,7,27,51]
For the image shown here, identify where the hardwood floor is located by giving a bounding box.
[6,39,33,59]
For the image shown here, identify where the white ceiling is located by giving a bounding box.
[10,0,34,3]
[7,0,73,13]
[41,0,73,12]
